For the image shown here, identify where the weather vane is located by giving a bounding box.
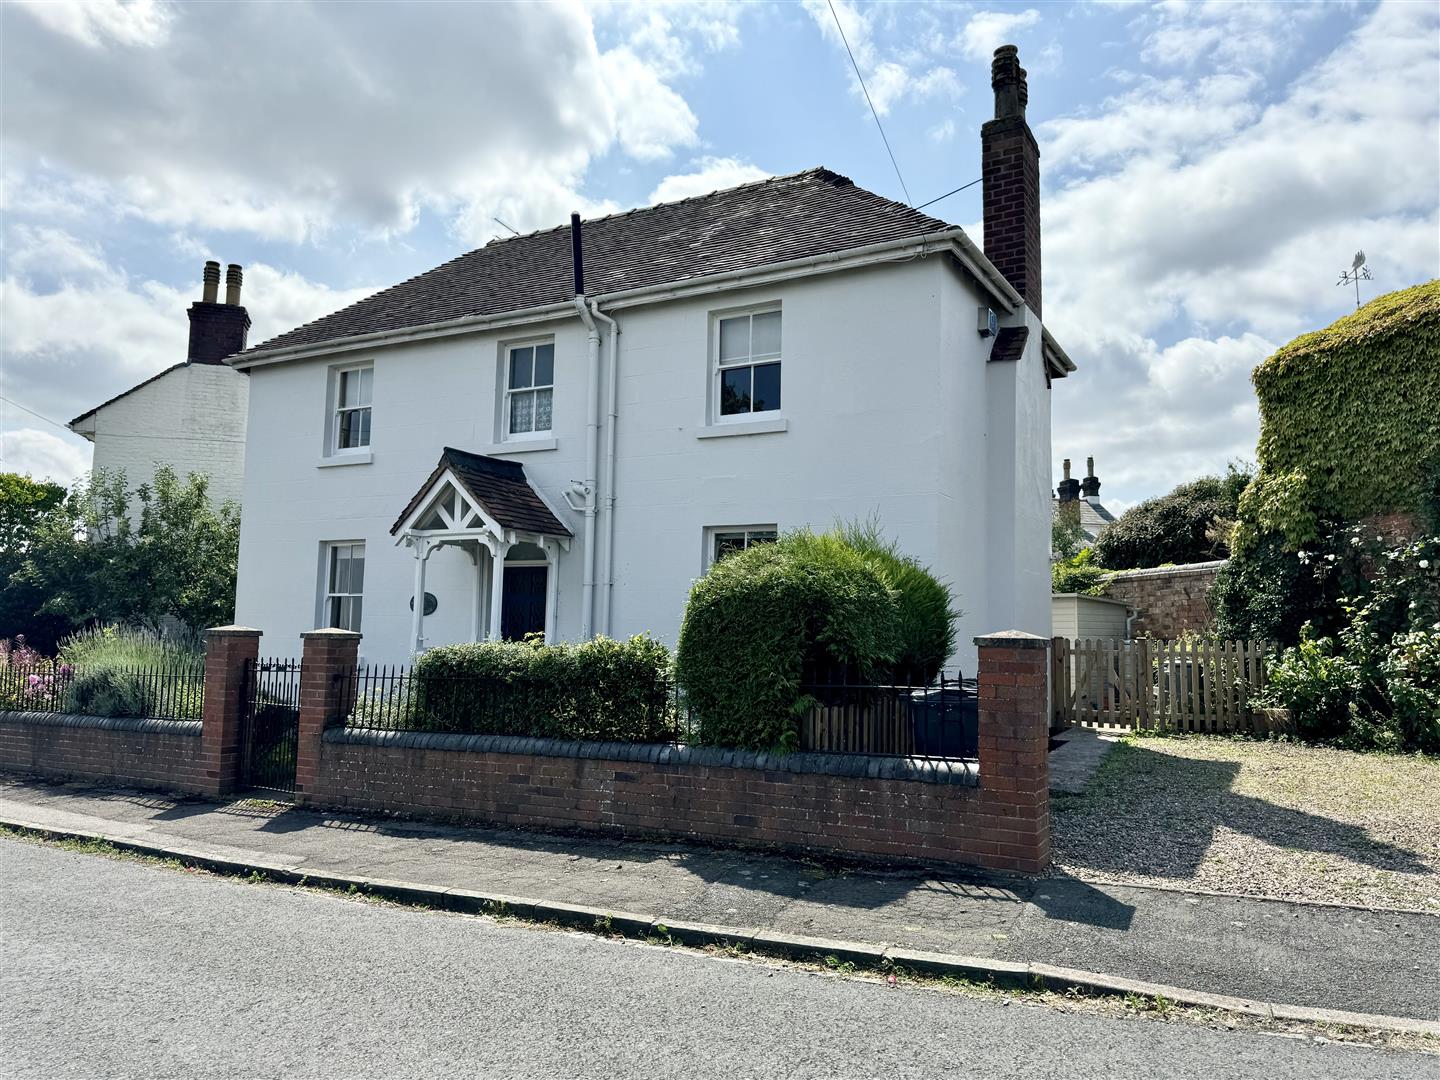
[1337,251,1373,309]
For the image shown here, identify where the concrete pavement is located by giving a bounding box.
[1,778,1436,1023]
[3,840,1433,1080]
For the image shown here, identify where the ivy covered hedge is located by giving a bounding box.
[1237,279,1440,551]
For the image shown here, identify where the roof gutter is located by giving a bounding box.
[230,227,1034,370]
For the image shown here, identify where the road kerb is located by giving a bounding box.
[4,814,1436,1040]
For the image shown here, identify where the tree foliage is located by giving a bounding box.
[1092,465,1250,570]
[12,466,240,638]
[0,473,69,650]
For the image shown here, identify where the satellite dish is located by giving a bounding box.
[1353,250,1366,270]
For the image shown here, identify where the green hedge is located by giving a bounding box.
[401,635,674,741]
[1093,468,1249,570]
[836,520,957,681]
[676,530,906,751]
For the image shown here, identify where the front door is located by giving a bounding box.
[501,565,547,641]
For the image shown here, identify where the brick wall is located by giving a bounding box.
[1102,560,1225,639]
[0,713,207,794]
[296,631,1052,873]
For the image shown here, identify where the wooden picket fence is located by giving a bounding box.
[1051,637,1280,732]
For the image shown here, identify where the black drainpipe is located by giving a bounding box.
[570,212,584,296]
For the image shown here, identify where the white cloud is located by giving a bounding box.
[1139,0,1328,72]
[599,47,700,161]
[1044,0,1440,503]
[649,158,770,204]
[1,1,710,243]
[14,0,172,49]
[0,428,91,488]
[959,9,1041,63]
[805,0,962,116]
[928,118,957,144]
[1,228,378,445]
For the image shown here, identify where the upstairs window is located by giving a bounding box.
[716,309,781,418]
[334,365,373,451]
[324,542,365,632]
[506,341,554,436]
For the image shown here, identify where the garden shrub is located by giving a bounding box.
[405,634,674,742]
[835,520,957,681]
[675,530,902,751]
[1093,466,1250,570]
[1257,533,1440,753]
[1051,547,1107,597]
[56,626,204,719]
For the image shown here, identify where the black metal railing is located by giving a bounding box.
[0,660,205,721]
[334,662,978,764]
[240,658,302,795]
[798,668,978,761]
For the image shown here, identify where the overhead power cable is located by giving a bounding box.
[826,0,912,207]
[915,177,982,211]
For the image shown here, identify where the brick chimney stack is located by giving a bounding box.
[1081,457,1101,501]
[187,260,251,364]
[981,44,1041,319]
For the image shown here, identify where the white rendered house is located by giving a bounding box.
[70,261,251,509]
[231,47,1073,671]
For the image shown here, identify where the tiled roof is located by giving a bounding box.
[392,447,571,538]
[244,168,955,357]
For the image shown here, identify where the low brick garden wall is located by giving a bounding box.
[0,712,207,795]
[305,732,1046,869]
[293,629,1051,873]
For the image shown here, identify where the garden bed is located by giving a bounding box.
[1052,734,1440,911]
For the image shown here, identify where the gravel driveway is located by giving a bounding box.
[1052,735,1440,911]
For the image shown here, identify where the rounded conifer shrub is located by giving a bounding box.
[676,530,908,751]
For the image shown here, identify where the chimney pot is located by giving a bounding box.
[990,44,1028,121]
[1081,458,1101,500]
[225,264,243,306]
[1062,458,1072,481]
[201,261,220,304]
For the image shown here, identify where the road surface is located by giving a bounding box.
[0,839,1431,1079]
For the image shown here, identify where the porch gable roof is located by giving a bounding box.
[390,447,571,539]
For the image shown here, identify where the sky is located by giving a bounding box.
[2,0,1437,512]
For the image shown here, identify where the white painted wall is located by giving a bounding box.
[72,363,249,508]
[235,256,1057,671]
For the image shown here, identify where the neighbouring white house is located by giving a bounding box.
[70,261,251,508]
[230,45,1074,671]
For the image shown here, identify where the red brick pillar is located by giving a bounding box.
[294,629,360,806]
[975,630,1051,873]
[200,626,262,797]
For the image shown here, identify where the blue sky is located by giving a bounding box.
[3,0,1437,510]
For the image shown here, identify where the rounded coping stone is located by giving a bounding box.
[973,630,1049,650]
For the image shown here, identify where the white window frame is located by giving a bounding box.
[503,337,556,441]
[321,541,366,632]
[711,305,782,425]
[326,362,374,460]
[705,524,779,569]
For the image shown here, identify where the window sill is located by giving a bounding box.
[696,417,788,440]
[317,451,373,468]
[482,437,558,454]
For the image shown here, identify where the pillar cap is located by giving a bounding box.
[975,630,1049,650]
[206,625,262,637]
[302,628,363,640]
